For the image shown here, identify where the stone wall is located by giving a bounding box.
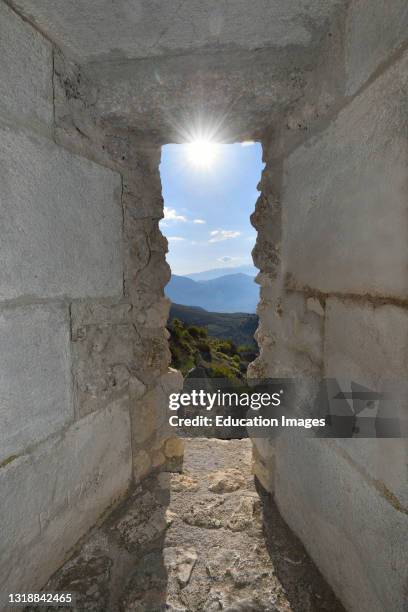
[250,5,408,610]
[0,1,183,598]
[0,2,133,599]
[52,49,184,481]
[1,0,407,607]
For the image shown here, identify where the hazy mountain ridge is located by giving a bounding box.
[166,272,259,313]
[186,264,257,281]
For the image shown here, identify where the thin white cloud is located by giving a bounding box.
[241,140,255,147]
[209,230,241,243]
[193,219,206,224]
[168,236,185,242]
[218,256,239,264]
[163,206,187,223]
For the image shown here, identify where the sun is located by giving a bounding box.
[185,139,220,169]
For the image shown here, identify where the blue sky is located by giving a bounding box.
[159,142,263,275]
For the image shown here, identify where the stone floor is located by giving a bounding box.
[32,439,345,611]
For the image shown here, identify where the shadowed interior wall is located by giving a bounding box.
[0,3,185,596]
[0,2,132,596]
[250,5,408,610]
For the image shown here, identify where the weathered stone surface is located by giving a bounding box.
[182,496,224,529]
[252,451,275,495]
[0,404,132,597]
[35,552,113,612]
[164,437,185,459]
[227,496,257,532]
[282,50,408,298]
[47,5,346,144]
[71,300,144,420]
[72,313,139,418]
[54,53,176,478]
[275,436,408,612]
[0,303,72,463]
[135,297,171,328]
[92,47,313,141]
[335,438,408,510]
[71,301,132,336]
[9,0,343,63]
[50,12,346,157]
[40,438,343,612]
[254,287,324,377]
[129,375,147,400]
[133,450,152,483]
[0,2,52,135]
[0,122,123,300]
[125,223,170,304]
[112,489,171,552]
[131,389,160,445]
[207,469,246,493]
[155,370,184,465]
[251,440,275,494]
[324,297,408,507]
[325,298,408,388]
[306,297,324,317]
[130,370,183,472]
[164,547,197,587]
[345,0,408,94]
[151,449,166,468]
[171,473,199,493]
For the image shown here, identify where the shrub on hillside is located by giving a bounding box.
[208,364,238,381]
[217,339,237,356]
[187,325,207,338]
[196,338,211,354]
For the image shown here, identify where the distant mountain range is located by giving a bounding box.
[186,264,257,282]
[169,303,258,347]
[165,272,259,313]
